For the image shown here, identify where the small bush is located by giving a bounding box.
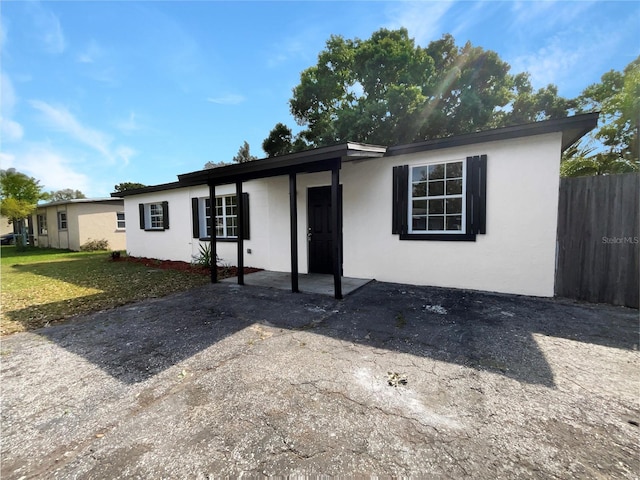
[192,242,213,267]
[80,238,109,251]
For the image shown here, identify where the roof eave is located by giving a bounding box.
[386,112,600,156]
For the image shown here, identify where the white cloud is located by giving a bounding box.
[116,111,141,134]
[76,39,103,64]
[30,100,113,159]
[29,100,136,167]
[0,118,24,142]
[0,72,24,142]
[206,94,246,105]
[385,1,456,45]
[28,2,66,54]
[115,146,136,166]
[0,149,90,194]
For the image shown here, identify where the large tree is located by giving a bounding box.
[0,169,48,247]
[232,141,258,163]
[48,188,86,201]
[114,182,147,192]
[561,56,639,176]
[265,29,574,152]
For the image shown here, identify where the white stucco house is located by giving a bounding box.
[113,113,598,299]
[32,198,126,251]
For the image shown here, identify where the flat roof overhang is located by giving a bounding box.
[177,142,387,187]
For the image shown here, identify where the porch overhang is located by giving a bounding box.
[177,142,386,187]
[177,142,386,300]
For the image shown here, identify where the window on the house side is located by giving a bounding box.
[116,212,126,229]
[57,211,67,230]
[409,160,465,233]
[392,155,487,241]
[37,214,48,235]
[191,194,249,240]
[138,202,169,231]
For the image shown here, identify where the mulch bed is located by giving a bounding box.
[117,255,261,279]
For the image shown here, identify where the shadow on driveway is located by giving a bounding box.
[28,281,638,388]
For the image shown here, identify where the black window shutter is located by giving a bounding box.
[466,155,487,235]
[392,165,409,234]
[191,198,200,238]
[241,192,250,240]
[466,156,478,234]
[478,155,487,234]
[162,201,169,230]
[139,203,145,230]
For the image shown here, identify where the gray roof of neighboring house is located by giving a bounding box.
[36,198,124,208]
[113,113,599,197]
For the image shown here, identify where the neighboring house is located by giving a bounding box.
[0,216,13,236]
[32,198,126,251]
[113,113,598,299]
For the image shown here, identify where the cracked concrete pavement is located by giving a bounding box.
[1,281,638,478]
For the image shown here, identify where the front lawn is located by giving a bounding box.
[1,247,210,336]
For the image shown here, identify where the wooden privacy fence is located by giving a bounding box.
[555,172,639,308]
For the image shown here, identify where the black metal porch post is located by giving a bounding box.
[209,183,217,283]
[289,173,299,293]
[331,163,342,299]
[236,181,244,286]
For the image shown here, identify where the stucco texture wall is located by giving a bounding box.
[341,133,563,297]
[32,202,125,252]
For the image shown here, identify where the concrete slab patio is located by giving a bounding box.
[220,270,372,296]
[1,281,638,478]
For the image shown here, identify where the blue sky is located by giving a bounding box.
[1,1,638,197]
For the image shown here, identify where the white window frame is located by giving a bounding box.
[116,212,126,230]
[200,195,237,239]
[37,213,48,235]
[408,159,466,234]
[146,203,164,230]
[57,211,68,230]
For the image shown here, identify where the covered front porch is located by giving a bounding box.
[178,142,386,299]
[220,270,372,297]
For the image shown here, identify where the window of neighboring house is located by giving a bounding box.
[57,211,68,230]
[37,214,48,235]
[191,194,250,240]
[392,155,487,241]
[138,202,169,231]
[116,212,126,230]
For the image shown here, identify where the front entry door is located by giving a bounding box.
[307,186,342,274]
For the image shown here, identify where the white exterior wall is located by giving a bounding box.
[123,132,563,297]
[123,182,274,268]
[341,132,563,297]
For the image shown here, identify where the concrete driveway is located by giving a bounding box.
[1,281,638,478]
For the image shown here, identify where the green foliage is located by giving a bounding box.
[265,29,574,151]
[79,238,109,251]
[562,56,640,176]
[114,182,146,192]
[48,189,86,201]
[192,242,213,267]
[263,123,295,157]
[232,141,258,163]
[0,169,48,222]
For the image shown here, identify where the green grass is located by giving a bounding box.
[1,246,209,336]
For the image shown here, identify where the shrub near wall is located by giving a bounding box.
[80,239,109,251]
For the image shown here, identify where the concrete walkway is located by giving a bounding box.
[220,270,372,296]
